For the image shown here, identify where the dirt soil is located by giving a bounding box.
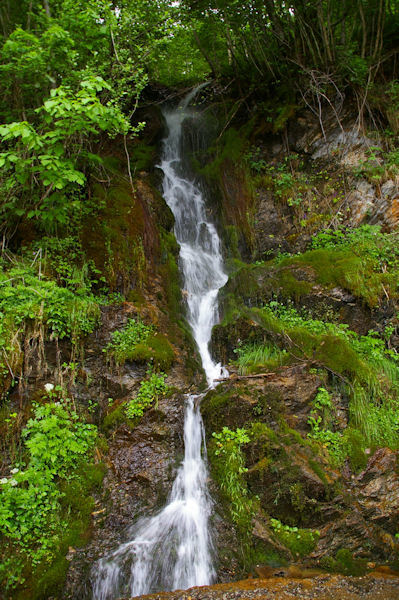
[121,573,399,600]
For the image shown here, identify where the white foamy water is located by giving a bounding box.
[92,87,227,599]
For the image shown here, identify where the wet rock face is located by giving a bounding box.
[310,449,399,563]
[202,368,399,573]
[63,392,185,599]
[356,449,399,528]
[253,189,294,257]
[202,368,320,434]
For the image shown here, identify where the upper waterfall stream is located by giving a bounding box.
[92,90,228,599]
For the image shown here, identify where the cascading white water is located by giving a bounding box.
[92,88,227,599]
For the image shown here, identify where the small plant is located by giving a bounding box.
[270,518,320,557]
[234,342,288,374]
[23,401,97,477]
[106,318,154,365]
[125,371,169,419]
[307,416,345,466]
[211,427,254,536]
[0,400,97,589]
[244,146,268,173]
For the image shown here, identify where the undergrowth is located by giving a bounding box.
[125,371,169,419]
[0,396,98,594]
[210,427,255,548]
[106,318,174,370]
[234,342,289,374]
[0,256,101,399]
[270,518,320,558]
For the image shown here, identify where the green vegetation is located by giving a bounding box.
[210,427,255,538]
[0,398,98,593]
[105,318,154,365]
[219,298,399,471]
[0,263,100,342]
[261,302,399,453]
[0,76,131,232]
[125,371,169,419]
[0,256,100,399]
[270,518,320,558]
[106,318,174,370]
[1,0,399,591]
[234,342,289,374]
[321,548,368,576]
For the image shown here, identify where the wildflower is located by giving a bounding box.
[44,383,54,393]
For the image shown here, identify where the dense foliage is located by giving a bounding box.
[1,0,399,595]
[1,1,398,237]
[0,397,97,591]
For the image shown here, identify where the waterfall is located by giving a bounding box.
[92,88,227,599]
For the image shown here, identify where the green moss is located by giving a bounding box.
[344,428,368,472]
[280,423,312,448]
[249,422,279,444]
[102,402,129,432]
[201,387,239,432]
[273,104,297,132]
[200,127,247,180]
[321,548,368,576]
[308,459,329,487]
[225,225,241,259]
[32,556,70,599]
[223,260,313,310]
[126,289,146,305]
[270,518,320,558]
[159,230,184,338]
[130,143,156,171]
[248,545,288,568]
[127,333,175,371]
[281,246,395,308]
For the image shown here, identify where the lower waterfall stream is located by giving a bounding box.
[92,90,228,599]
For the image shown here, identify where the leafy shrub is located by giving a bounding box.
[0,259,100,398]
[105,318,154,365]
[0,264,100,341]
[125,372,169,419]
[23,403,97,477]
[0,76,131,232]
[0,401,97,589]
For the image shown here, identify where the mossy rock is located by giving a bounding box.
[202,382,278,434]
[126,334,175,371]
[271,520,320,558]
[321,548,368,576]
[202,386,251,433]
[102,402,128,432]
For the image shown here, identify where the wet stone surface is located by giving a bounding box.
[63,392,186,599]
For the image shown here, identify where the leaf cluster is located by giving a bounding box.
[0,400,97,588]
[125,371,169,420]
